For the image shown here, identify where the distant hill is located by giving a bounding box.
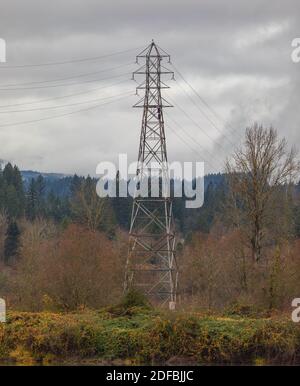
[21,170,68,182]
[21,170,72,197]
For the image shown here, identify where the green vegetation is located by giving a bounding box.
[107,289,152,316]
[0,308,299,366]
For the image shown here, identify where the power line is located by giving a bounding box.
[0,78,129,109]
[0,62,133,88]
[171,63,227,124]
[169,96,231,155]
[166,123,221,172]
[172,64,244,142]
[0,72,130,91]
[0,90,133,114]
[165,111,224,171]
[171,63,238,136]
[0,46,142,69]
[0,93,134,129]
[173,79,236,148]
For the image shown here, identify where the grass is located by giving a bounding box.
[0,307,300,365]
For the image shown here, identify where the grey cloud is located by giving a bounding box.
[0,0,299,175]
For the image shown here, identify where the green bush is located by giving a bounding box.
[1,310,300,365]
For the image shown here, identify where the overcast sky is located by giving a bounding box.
[0,0,299,176]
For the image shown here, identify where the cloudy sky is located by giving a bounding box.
[0,0,299,175]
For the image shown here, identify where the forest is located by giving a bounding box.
[0,124,300,313]
[1,124,300,365]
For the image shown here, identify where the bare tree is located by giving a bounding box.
[71,178,106,231]
[226,124,299,262]
[15,224,124,311]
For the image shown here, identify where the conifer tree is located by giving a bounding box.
[3,220,20,264]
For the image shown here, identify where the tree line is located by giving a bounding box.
[0,124,300,312]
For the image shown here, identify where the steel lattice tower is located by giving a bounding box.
[124,41,178,308]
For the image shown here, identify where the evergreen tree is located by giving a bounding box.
[70,174,82,197]
[36,175,46,214]
[46,191,70,222]
[26,178,37,221]
[3,221,20,264]
[25,175,46,221]
[0,163,25,218]
[111,171,132,229]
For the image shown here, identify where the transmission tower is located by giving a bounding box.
[124,41,178,309]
